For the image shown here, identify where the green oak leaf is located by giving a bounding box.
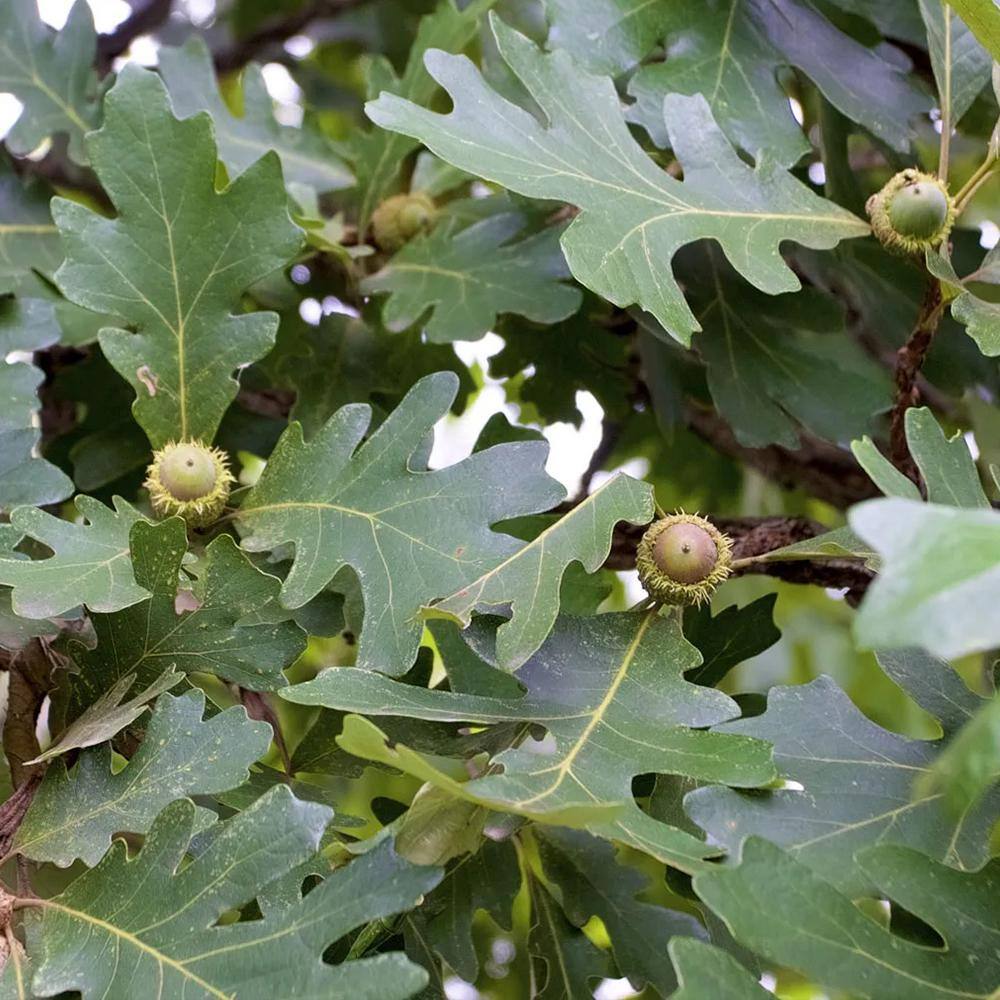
[235,372,564,675]
[902,406,989,507]
[31,668,184,763]
[159,36,353,194]
[667,938,769,999]
[0,495,148,619]
[0,156,62,291]
[851,499,1000,659]
[65,518,306,718]
[261,313,473,437]
[746,0,932,150]
[13,689,271,866]
[946,0,1000,61]
[687,652,1000,895]
[675,244,889,448]
[423,473,654,669]
[543,0,669,74]
[361,212,582,344]
[282,609,776,870]
[53,64,303,447]
[406,839,520,983]
[535,826,706,995]
[527,869,609,999]
[0,0,103,164]
[919,0,992,126]
[695,839,1000,1000]
[346,0,497,230]
[929,246,1000,358]
[366,15,869,345]
[0,296,74,511]
[0,589,59,651]
[491,302,632,427]
[921,692,1000,817]
[627,0,810,165]
[854,407,987,508]
[630,0,932,160]
[683,594,782,688]
[23,788,440,999]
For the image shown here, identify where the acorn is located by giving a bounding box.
[144,440,234,528]
[866,169,954,255]
[371,192,437,251]
[636,513,732,606]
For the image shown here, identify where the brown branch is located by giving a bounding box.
[96,0,174,72]
[213,0,371,74]
[890,277,945,483]
[683,401,879,510]
[570,419,622,505]
[602,514,873,601]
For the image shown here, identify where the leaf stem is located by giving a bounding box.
[938,5,953,181]
[953,154,998,211]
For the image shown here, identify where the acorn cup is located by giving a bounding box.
[636,513,733,607]
[866,169,955,255]
[371,191,438,251]
[144,440,234,528]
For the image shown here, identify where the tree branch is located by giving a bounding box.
[213,0,372,73]
[601,514,873,601]
[683,401,880,510]
[890,276,945,483]
[96,0,174,72]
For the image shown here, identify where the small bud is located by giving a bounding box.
[144,440,234,528]
[636,513,732,606]
[866,169,954,255]
[371,192,437,251]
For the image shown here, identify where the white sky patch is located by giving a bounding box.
[808,161,826,185]
[594,978,640,1000]
[262,62,304,126]
[285,34,315,58]
[979,220,1000,250]
[119,34,160,68]
[179,0,216,26]
[0,94,23,141]
[38,0,130,31]
[964,430,980,461]
[299,298,322,326]
[788,96,804,126]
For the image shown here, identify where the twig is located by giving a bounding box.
[600,514,872,598]
[890,277,946,483]
[682,402,879,510]
[953,154,998,211]
[96,0,174,72]
[213,0,372,73]
[570,419,622,504]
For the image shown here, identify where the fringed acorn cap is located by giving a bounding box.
[636,513,733,607]
[371,191,438,251]
[866,169,954,255]
[144,440,234,528]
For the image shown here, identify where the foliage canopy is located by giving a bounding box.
[0,0,999,997]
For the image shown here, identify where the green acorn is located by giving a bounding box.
[636,513,732,607]
[371,192,437,251]
[144,440,234,528]
[866,169,954,255]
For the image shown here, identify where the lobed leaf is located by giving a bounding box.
[366,14,869,345]
[53,64,303,447]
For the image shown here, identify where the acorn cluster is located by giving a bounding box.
[636,513,733,607]
[866,169,954,255]
[371,191,438,251]
[144,440,234,528]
